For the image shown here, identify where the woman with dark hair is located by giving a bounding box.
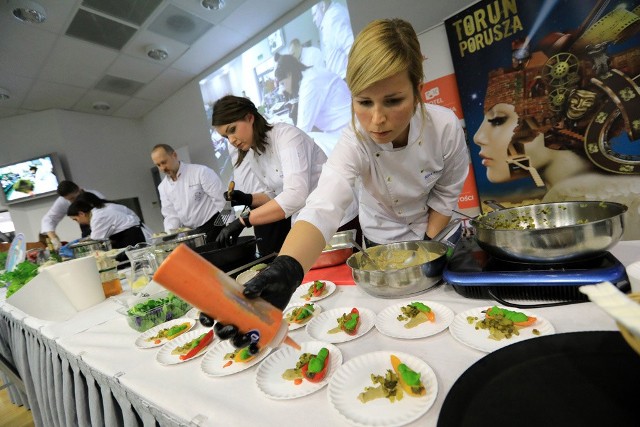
[67,192,152,249]
[274,53,351,138]
[211,95,359,254]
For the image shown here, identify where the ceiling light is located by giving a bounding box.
[10,0,47,24]
[201,0,225,11]
[92,101,111,111]
[146,44,169,60]
[0,88,10,100]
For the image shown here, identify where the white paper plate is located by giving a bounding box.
[283,303,323,331]
[255,341,342,400]
[201,340,272,377]
[290,280,337,303]
[375,301,455,340]
[449,306,555,353]
[327,351,437,427]
[305,307,375,344]
[156,329,215,365]
[135,318,196,349]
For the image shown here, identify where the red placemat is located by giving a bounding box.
[303,263,354,285]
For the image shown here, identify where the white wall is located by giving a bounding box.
[0,109,163,241]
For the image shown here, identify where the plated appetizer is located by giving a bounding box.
[397,302,435,329]
[328,308,360,335]
[284,303,320,330]
[171,330,214,361]
[222,347,260,368]
[146,321,192,344]
[282,347,331,385]
[357,354,426,403]
[468,306,538,341]
[302,280,328,301]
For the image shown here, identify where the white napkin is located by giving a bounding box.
[579,281,640,338]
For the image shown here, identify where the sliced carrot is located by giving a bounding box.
[514,316,537,327]
[293,378,303,385]
[426,310,435,322]
[223,360,233,368]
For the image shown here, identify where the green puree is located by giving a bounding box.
[410,302,431,313]
[308,348,329,373]
[398,363,421,386]
[344,313,359,331]
[488,306,528,323]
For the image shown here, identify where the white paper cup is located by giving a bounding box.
[627,261,640,294]
[44,256,106,311]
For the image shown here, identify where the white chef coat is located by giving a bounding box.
[297,66,351,135]
[243,122,327,221]
[90,203,152,242]
[228,143,271,197]
[296,104,470,244]
[299,46,325,70]
[157,162,225,232]
[318,1,353,79]
[40,189,105,234]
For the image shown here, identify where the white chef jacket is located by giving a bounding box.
[297,66,351,135]
[243,122,327,221]
[40,189,105,234]
[318,1,353,79]
[228,143,271,197]
[157,162,225,231]
[300,46,325,70]
[296,104,470,244]
[90,203,152,242]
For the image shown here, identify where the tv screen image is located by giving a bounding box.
[0,153,65,204]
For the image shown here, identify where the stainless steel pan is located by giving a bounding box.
[470,201,627,263]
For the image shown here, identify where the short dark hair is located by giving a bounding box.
[152,144,175,155]
[67,192,108,216]
[274,54,309,97]
[57,180,79,197]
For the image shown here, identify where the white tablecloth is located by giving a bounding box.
[1,241,638,427]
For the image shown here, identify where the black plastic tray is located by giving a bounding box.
[438,331,640,427]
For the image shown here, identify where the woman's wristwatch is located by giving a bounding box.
[240,211,252,228]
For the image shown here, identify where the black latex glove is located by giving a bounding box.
[198,255,304,352]
[423,233,432,241]
[214,218,245,248]
[224,189,252,207]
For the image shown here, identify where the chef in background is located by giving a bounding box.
[312,0,354,79]
[41,180,105,249]
[150,144,226,243]
[67,192,152,249]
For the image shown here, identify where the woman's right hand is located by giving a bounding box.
[198,255,304,352]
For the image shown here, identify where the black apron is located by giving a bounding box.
[253,217,291,256]
[109,225,146,249]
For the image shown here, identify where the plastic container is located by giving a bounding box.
[153,244,299,351]
[119,290,191,332]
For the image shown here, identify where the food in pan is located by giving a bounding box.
[360,246,439,271]
[397,302,435,328]
[285,303,316,325]
[301,280,327,300]
[327,308,360,335]
[467,306,538,340]
[171,330,214,360]
[146,322,191,344]
[282,348,331,384]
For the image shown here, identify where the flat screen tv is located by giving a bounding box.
[0,153,66,205]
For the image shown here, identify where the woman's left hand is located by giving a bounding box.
[214,219,245,248]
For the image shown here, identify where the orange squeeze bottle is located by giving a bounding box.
[153,244,300,351]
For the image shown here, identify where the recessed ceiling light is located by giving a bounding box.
[0,88,10,100]
[10,0,47,24]
[92,101,111,111]
[146,44,169,60]
[201,0,225,11]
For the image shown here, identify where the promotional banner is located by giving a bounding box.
[445,0,640,239]
[419,24,480,214]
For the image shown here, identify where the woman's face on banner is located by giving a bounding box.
[473,103,520,183]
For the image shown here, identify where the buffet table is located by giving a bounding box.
[1,241,638,427]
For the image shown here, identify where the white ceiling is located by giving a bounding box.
[0,0,306,120]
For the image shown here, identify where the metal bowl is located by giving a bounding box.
[69,239,112,258]
[346,240,449,298]
[310,230,356,270]
[170,233,207,250]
